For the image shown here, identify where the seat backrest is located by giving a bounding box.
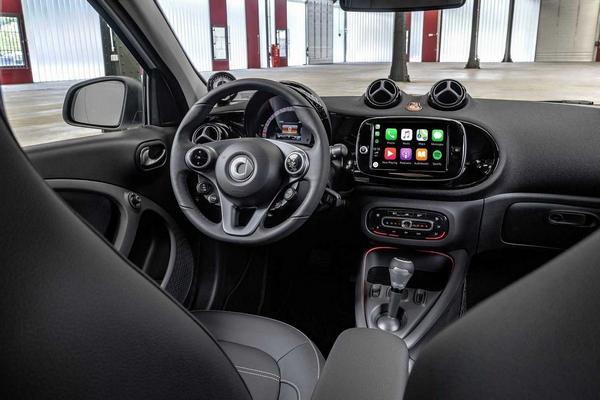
[405,226,600,399]
[0,99,251,399]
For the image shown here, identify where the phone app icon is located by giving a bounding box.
[416,148,428,161]
[432,150,443,161]
[416,129,428,141]
[400,148,412,161]
[401,129,413,141]
[432,129,444,142]
[384,147,397,160]
[385,128,398,141]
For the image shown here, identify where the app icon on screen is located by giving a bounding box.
[416,129,428,141]
[385,128,398,141]
[400,148,412,161]
[401,129,413,141]
[432,129,445,142]
[384,147,397,160]
[416,148,428,161]
[432,150,443,161]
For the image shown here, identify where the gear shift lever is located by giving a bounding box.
[376,257,414,332]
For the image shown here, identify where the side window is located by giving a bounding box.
[0,0,144,147]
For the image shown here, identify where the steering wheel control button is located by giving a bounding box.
[206,193,219,204]
[128,192,142,210]
[196,181,212,195]
[185,145,215,171]
[285,151,308,177]
[283,187,297,201]
[359,145,369,155]
[229,155,255,182]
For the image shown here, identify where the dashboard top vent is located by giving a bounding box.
[364,79,402,109]
[428,79,468,111]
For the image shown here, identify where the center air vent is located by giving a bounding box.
[428,79,468,111]
[364,79,402,109]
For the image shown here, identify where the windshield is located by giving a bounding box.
[158,0,600,103]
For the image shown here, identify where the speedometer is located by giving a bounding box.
[260,106,302,142]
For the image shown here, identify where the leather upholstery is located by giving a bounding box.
[0,96,253,399]
[193,311,325,400]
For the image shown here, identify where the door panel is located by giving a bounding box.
[26,126,196,304]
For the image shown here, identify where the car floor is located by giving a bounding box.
[220,210,361,357]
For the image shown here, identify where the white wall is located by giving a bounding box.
[346,12,394,62]
[333,4,345,63]
[536,0,600,61]
[409,11,424,62]
[157,0,212,72]
[288,0,307,66]
[227,0,248,69]
[440,0,541,62]
[22,0,104,82]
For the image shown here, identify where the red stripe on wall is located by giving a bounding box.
[274,0,287,67]
[209,0,229,71]
[422,10,439,62]
[245,0,260,68]
[0,0,33,84]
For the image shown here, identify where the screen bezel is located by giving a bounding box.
[355,116,467,182]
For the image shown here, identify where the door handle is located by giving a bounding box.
[137,141,167,171]
[548,210,599,228]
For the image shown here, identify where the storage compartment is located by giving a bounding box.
[58,190,119,241]
[128,210,172,283]
[502,202,600,248]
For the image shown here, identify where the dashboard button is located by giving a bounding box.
[359,145,369,155]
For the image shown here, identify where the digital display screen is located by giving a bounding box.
[370,122,449,172]
[276,122,302,141]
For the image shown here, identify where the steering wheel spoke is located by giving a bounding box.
[220,194,270,236]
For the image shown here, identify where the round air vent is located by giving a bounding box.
[192,122,230,144]
[364,79,402,109]
[428,79,468,111]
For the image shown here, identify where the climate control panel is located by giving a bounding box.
[366,208,449,240]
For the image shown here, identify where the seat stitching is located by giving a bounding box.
[236,365,280,379]
[204,311,322,380]
[281,379,302,400]
[237,369,280,383]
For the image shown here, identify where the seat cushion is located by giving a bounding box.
[192,311,325,400]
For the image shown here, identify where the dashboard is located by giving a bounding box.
[204,77,600,200]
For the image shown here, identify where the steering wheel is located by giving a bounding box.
[170,79,330,245]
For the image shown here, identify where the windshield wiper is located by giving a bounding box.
[544,100,594,105]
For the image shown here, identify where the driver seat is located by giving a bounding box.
[192,311,324,400]
[0,98,322,399]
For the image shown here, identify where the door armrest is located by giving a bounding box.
[311,328,409,400]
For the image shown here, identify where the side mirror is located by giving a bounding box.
[63,76,143,131]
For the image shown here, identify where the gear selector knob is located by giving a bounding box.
[377,257,414,332]
[389,257,414,290]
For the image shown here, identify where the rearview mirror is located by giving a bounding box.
[63,76,142,131]
[339,0,465,12]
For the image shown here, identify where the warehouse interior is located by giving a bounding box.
[1,0,600,145]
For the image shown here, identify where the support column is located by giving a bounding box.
[502,0,516,62]
[209,0,229,71]
[465,0,481,69]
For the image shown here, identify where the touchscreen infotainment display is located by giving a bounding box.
[369,121,449,172]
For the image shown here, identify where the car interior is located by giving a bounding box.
[4,0,600,399]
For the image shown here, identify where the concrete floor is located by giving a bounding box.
[4,62,600,146]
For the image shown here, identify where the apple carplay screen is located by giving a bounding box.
[369,122,449,173]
